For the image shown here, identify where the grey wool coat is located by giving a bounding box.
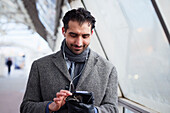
[20,50,118,113]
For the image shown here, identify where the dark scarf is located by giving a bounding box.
[61,39,90,89]
[61,39,90,62]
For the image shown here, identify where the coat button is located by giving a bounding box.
[65,85,69,90]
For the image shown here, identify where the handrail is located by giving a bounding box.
[118,98,159,113]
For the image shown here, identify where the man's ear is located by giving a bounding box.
[62,27,66,37]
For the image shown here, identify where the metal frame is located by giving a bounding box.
[151,0,170,45]
[118,98,158,113]
[22,0,47,40]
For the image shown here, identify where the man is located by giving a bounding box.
[20,8,118,113]
[6,57,12,75]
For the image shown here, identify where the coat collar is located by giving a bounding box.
[52,51,72,81]
[76,50,99,89]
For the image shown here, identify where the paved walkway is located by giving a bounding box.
[0,67,28,113]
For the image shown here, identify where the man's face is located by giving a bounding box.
[62,20,93,55]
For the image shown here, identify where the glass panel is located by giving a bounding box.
[118,0,170,112]
[125,108,134,113]
[156,0,170,32]
[83,0,170,112]
[36,0,56,34]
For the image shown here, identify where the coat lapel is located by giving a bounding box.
[51,51,71,81]
[76,51,98,89]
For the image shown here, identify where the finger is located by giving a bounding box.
[53,97,63,105]
[53,97,60,102]
[56,92,67,97]
[60,90,72,96]
[53,98,62,110]
[56,90,72,98]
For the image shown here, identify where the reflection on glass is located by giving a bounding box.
[118,0,170,112]
[83,0,170,112]
[36,0,56,33]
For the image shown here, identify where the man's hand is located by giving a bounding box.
[66,91,95,113]
[48,90,72,112]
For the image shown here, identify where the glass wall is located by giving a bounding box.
[82,0,170,112]
[156,0,170,33]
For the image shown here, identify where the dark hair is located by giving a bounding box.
[62,8,96,32]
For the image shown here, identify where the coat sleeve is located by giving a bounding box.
[96,66,119,113]
[20,61,51,113]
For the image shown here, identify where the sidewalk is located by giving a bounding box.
[0,67,28,113]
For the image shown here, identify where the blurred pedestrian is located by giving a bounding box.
[6,57,13,75]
